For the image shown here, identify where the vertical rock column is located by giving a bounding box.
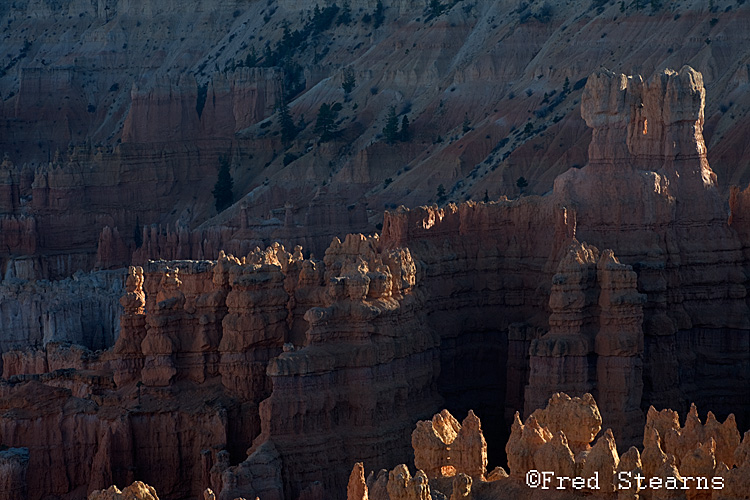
[113,266,147,387]
[505,323,540,422]
[140,267,184,386]
[595,250,646,448]
[218,247,291,401]
[525,241,600,415]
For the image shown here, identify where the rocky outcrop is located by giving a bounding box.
[5,0,750,286]
[357,393,750,500]
[555,66,748,423]
[219,234,441,500]
[411,409,487,479]
[0,448,28,500]
[525,243,645,447]
[0,269,125,366]
[6,63,750,500]
[121,68,281,144]
[0,233,440,500]
[88,481,159,500]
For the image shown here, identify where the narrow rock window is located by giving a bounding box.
[642,118,648,135]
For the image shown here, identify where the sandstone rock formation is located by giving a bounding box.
[0,234,441,500]
[88,481,159,500]
[0,269,125,370]
[347,463,368,500]
[217,234,441,500]
[0,447,28,500]
[411,409,487,480]
[356,393,750,500]
[5,62,750,500]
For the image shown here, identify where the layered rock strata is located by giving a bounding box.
[5,65,750,500]
[0,234,439,500]
[216,234,441,500]
[380,66,750,445]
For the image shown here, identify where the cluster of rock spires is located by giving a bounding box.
[83,393,750,499]
[345,392,750,500]
[0,234,439,500]
[3,66,750,500]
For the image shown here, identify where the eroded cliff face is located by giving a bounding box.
[0,269,125,373]
[3,1,750,279]
[3,66,750,500]
[0,234,439,500]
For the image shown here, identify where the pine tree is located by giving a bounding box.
[315,103,341,142]
[262,44,276,67]
[383,106,399,144]
[213,157,234,212]
[373,0,385,28]
[399,115,411,142]
[428,0,444,17]
[342,67,356,94]
[516,176,528,196]
[278,100,297,144]
[337,1,352,25]
[436,184,447,204]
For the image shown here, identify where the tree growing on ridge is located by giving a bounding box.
[278,100,297,145]
[383,106,399,144]
[399,115,411,142]
[516,176,528,196]
[436,184,447,204]
[342,67,356,95]
[315,102,342,142]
